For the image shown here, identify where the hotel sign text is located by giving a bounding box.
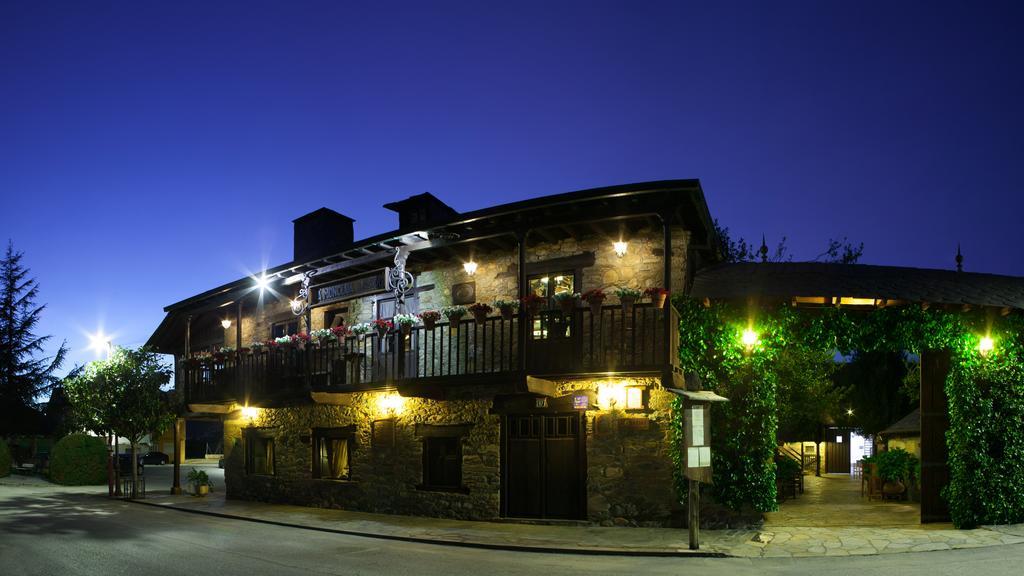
[312,270,387,305]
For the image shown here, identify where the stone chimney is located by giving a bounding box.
[292,208,354,263]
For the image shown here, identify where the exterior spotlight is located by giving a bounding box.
[741,328,759,349]
[979,336,994,356]
[255,274,270,292]
[240,406,260,421]
[463,261,478,276]
[846,408,854,416]
[378,392,406,416]
[221,319,232,329]
[613,241,628,258]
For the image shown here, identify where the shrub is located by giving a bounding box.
[0,441,10,477]
[49,433,108,485]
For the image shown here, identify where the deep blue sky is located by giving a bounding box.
[2,1,1023,373]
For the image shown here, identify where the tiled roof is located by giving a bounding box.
[879,408,921,437]
[690,262,1024,310]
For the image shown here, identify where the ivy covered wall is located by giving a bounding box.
[673,296,1024,528]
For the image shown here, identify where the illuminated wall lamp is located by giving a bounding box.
[979,336,994,356]
[221,319,232,329]
[613,241,628,258]
[741,328,759,350]
[463,261,478,276]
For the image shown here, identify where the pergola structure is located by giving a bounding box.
[690,261,1024,523]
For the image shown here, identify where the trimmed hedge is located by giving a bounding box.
[0,441,10,477]
[49,433,108,485]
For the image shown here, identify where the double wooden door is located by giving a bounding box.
[503,412,585,519]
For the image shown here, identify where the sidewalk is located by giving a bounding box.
[133,488,1024,558]
[135,490,740,556]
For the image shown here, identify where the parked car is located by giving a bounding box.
[138,451,169,465]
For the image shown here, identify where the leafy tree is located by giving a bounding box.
[0,241,68,435]
[834,350,915,436]
[713,220,863,264]
[65,347,175,496]
[775,348,849,442]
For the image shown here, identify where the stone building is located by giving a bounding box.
[148,180,716,526]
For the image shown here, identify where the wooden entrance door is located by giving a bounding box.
[920,348,951,522]
[825,428,851,474]
[504,412,585,519]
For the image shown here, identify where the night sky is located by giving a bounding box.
[2,1,1023,373]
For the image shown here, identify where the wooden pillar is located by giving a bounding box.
[688,479,700,549]
[516,230,529,374]
[662,214,673,382]
[235,301,243,349]
[171,417,184,495]
[920,348,951,523]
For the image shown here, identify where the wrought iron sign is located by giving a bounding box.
[385,246,414,315]
[290,270,317,316]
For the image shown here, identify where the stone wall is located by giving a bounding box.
[224,378,681,526]
[224,389,502,520]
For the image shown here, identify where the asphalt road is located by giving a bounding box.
[2,484,1023,576]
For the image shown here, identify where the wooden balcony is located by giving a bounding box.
[180,303,679,406]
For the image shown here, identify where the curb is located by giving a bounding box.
[128,499,726,558]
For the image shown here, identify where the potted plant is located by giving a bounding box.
[249,341,267,354]
[443,306,467,332]
[349,322,371,340]
[371,319,393,339]
[274,335,293,349]
[871,448,917,499]
[393,313,419,335]
[581,288,606,316]
[644,287,669,309]
[419,310,441,330]
[493,299,518,321]
[614,287,642,314]
[310,328,333,346]
[188,468,213,496]
[520,293,546,317]
[468,302,492,324]
[552,291,578,314]
[330,325,349,344]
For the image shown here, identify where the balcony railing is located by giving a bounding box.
[180,303,678,405]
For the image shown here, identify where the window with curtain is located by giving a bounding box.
[313,428,353,480]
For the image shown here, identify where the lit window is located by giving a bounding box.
[313,429,352,480]
[626,387,644,410]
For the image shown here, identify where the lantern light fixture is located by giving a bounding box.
[221,319,232,329]
[613,240,628,258]
[378,392,406,416]
[463,261,478,276]
[240,406,260,421]
[979,335,994,356]
[846,408,854,416]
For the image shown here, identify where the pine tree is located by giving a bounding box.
[0,240,68,435]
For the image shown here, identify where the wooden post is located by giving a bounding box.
[688,479,700,549]
[516,230,528,374]
[235,301,243,350]
[920,348,951,522]
[171,418,183,495]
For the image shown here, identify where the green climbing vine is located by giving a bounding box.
[671,295,1024,528]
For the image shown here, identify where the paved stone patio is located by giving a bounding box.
[729,473,1024,557]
